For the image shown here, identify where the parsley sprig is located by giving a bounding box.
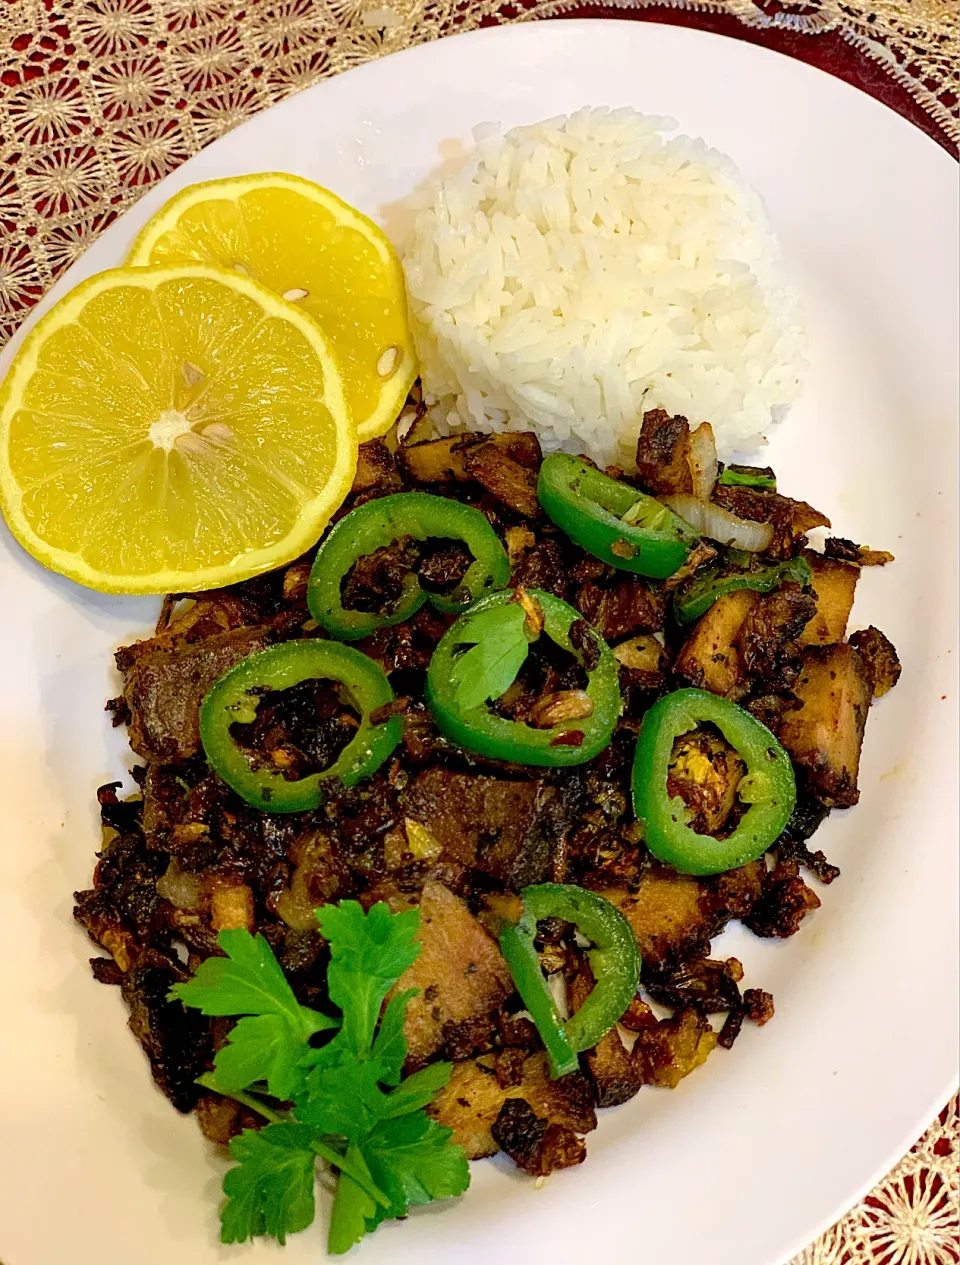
[449,591,542,711]
[169,901,469,1254]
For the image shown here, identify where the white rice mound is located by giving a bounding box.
[402,108,806,466]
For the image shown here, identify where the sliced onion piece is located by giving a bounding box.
[156,860,201,910]
[686,423,718,501]
[662,494,773,553]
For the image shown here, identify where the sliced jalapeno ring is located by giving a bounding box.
[632,688,797,875]
[537,452,698,579]
[307,491,510,641]
[425,589,621,767]
[498,884,642,1079]
[199,640,402,813]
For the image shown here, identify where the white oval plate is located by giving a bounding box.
[0,19,956,1265]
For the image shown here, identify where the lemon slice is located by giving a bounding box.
[127,173,417,442]
[0,263,356,595]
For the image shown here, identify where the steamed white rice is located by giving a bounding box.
[401,108,806,466]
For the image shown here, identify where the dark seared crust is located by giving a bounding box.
[575,577,666,639]
[824,536,895,567]
[569,967,642,1107]
[848,626,902,697]
[776,643,873,807]
[635,409,694,496]
[350,438,403,496]
[643,957,744,1016]
[735,582,816,683]
[75,402,891,1178]
[342,536,420,613]
[122,626,276,763]
[491,1098,587,1176]
[744,859,822,938]
[461,443,542,518]
[711,486,831,558]
[401,769,561,888]
[121,955,213,1113]
[775,794,839,884]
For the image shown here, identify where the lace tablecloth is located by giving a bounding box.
[0,2,957,1261]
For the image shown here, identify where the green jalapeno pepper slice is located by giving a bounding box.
[498,884,642,1079]
[199,641,402,813]
[632,688,796,876]
[673,552,812,625]
[537,452,698,579]
[425,589,621,767]
[718,464,777,491]
[306,492,510,641]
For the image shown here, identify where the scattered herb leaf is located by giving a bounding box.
[449,601,530,711]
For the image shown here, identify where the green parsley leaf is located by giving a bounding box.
[363,1113,469,1216]
[169,928,334,1102]
[298,1055,388,1140]
[211,1014,314,1102]
[220,1123,319,1246]
[315,901,420,1056]
[327,1149,381,1257]
[171,901,469,1254]
[380,1061,453,1118]
[369,988,417,1086]
[449,601,530,711]
[169,929,334,1030]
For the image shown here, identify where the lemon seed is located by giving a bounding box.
[181,360,205,387]
[282,287,309,302]
[377,346,399,377]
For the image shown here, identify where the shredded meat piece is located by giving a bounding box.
[635,409,694,496]
[351,438,403,495]
[461,443,541,517]
[386,880,513,1067]
[711,486,831,558]
[511,537,568,598]
[824,536,895,566]
[416,541,472,593]
[848,625,902,697]
[401,768,561,888]
[576,578,665,639]
[122,625,274,763]
[744,859,822,938]
[643,957,744,1015]
[341,536,419,613]
[491,1098,587,1176]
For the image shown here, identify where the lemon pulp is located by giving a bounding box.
[127,173,417,441]
[0,264,356,594]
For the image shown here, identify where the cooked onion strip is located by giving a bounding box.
[687,423,719,501]
[662,494,773,553]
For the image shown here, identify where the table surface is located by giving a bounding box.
[0,1,957,1261]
